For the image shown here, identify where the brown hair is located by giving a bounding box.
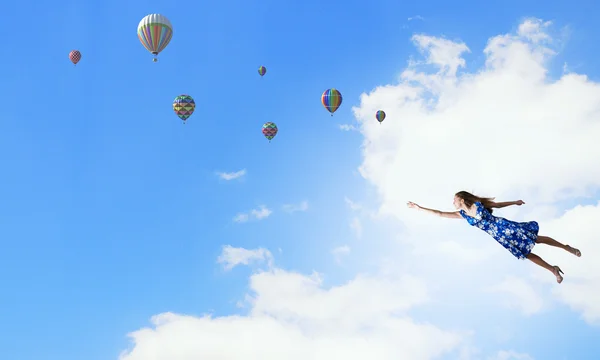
[455,191,495,213]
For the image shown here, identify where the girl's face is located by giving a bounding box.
[453,195,463,209]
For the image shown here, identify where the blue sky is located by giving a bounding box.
[1,0,599,359]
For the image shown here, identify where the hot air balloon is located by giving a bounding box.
[137,14,173,62]
[262,122,277,142]
[173,95,195,123]
[69,50,81,65]
[376,110,386,124]
[258,66,267,77]
[321,88,342,116]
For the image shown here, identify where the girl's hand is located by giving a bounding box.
[515,200,525,206]
[407,201,420,209]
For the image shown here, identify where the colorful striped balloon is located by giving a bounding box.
[69,50,81,65]
[258,66,267,77]
[321,88,342,116]
[137,14,173,62]
[376,110,386,123]
[173,95,195,123]
[262,122,278,142]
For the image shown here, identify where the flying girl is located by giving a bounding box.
[407,191,581,284]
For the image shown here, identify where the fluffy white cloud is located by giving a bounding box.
[517,18,551,43]
[354,20,600,215]
[121,251,465,360]
[282,200,309,213]
[351,16,600,324]
[485,276,544,316]
[532,202,600,324]
[216,169,246,180]
[344,197,362,211]
[339,124,357,131]
[233,205,272,223]
[217,245,273,270]
[252,206,272,219]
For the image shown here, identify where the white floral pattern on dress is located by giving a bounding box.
[459,202,538,260]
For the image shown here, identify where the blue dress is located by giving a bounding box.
[459,202,538,260]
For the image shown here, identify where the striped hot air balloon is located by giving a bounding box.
[137,14,173,62]
[69,50,81,65]
[258,66,267,77]
[321,88,342,116]
[376,110,386,124]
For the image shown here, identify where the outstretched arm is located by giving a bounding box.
[490,200,524,208]
[407,202,462,219]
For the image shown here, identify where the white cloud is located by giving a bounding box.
[339,124,357,131]
[331,245,350,264]
[485,276,543,316]
[533,203,600,324]
[408,15,424,21]
[355,20,600,214]
[121,249,466,360]
[232,213,249,222]
[345,197,362,211]
[217,169,246,180]
[252,206,272,219]
[282,201,309,213]
[217,245,273,270]
[410,34,469,76]
[234,205,272,223]
[517,18,551,43]
[352,16,600,326]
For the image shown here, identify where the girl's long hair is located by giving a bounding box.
[455,191,495,213]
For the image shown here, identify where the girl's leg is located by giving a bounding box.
[536,236,581,257]
[526,252,563,283]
